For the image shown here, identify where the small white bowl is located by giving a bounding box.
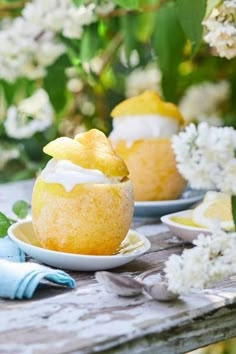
[161,210,210,243]
[8,220,151,271]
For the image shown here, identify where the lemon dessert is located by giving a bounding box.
[109,90,186,201]
[31,129,134,255]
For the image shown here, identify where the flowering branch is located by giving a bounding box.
[165,122,236,296]
[165,226,236,295]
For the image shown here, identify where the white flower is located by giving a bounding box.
[165,225,236,295]
[0,145,20,170]
[4,89,54,139]
[96,1,115,16]
[179,81,230,125]
[63,4,95,39]
[0,0,96,82]
[203,1,236,59]
[65,67,84,93]
[0,18,64,82]
[125,63,162,97]
[67,78,83,93]
[23,0,95,39]
[23,0,69,32]
[172,122,236,193]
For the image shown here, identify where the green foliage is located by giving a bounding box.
[231,195,236,231]
[72,0,85,6]
[0,212,11,238]
[120,15,138,65]
[0,199,30,237]
[12,200,29,219]
[153,1,185,102]
[134,11,156,43]
[43,55,70,114]
[114,0,139,10]
[176,0,206,56]
[206,0,222,16]
[80,24,101,62]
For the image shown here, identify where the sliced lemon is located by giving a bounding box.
[192,191,234,231]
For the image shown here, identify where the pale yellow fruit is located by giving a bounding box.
[192,191,233,231]
[111,90,184,125]
[114,139,186,201]
[43,129,128,178]
[32,177,134,255]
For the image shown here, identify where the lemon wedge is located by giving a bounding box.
[171,216,200,228]
[192,191,234,231]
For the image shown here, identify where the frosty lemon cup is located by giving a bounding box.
[31,129,134,255]
[109,91,186,201]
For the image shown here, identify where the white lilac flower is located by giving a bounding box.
[22,0,69,33]
[165,226,236,295]
[0,0,95,82]
[4,89,54,139]
[203,1,236,59]
[96,1,115,16]
[23,0,95,39]
[0,145,20,170]
[62,4,95,39]
[65,67,84,93]
[125,63,162,97]
[0,18,64,82]
[172,122,236,192]
[179,81,230,125]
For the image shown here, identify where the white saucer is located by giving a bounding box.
[134,189,205,218]
[8,220,150,271]
[161,210,210,243]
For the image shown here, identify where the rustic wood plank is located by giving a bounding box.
[1,277,236,353]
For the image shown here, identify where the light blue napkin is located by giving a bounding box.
[0,236,25,262]
[0,260,76,299]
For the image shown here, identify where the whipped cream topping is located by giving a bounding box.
[109,114,179,146]
[40,158,120,192]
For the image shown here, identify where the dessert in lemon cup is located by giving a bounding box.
[31,129,134,255]
[109,90,186,201]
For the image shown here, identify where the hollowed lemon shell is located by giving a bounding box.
[31,178,134,255]
[113,138,186,201]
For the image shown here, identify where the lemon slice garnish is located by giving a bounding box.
[192,191,234,231]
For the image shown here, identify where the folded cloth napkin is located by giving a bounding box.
[0,236,25,262]
[0,260,76,299]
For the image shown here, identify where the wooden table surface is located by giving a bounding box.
[0,180,236,354]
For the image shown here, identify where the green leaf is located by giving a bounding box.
[12,200,29,219]
[153,1,185,102]
[206,0,222,16]
[120,15,137,66]
[231,195,236,231]
[72,0,86,6]
[0,212,11,238]
[80,24,101,62]
[176,0,206,56]
[134,12,156,43]
[43,55,69,113]
[114,0,139,9]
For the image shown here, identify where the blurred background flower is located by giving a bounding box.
[179,80,231,126]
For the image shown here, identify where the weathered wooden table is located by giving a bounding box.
[0,180,236,354]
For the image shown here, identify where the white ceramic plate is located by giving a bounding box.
[161,210,210,243]
[134,189,205,218]
[8,220,151,271]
